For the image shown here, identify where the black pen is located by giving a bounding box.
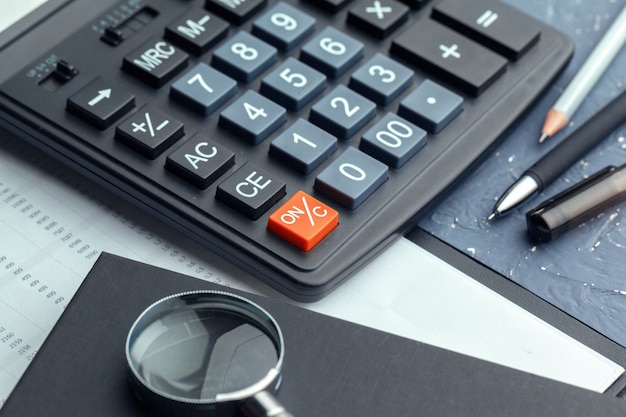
[488,88,626,220]
[526,163,626,242]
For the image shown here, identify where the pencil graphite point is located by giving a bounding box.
[539,108,568,143]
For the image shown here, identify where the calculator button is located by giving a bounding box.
[300,27,364,78]
[66,77,134,130]
[360,113,426,168]
[115,105,184,159]
[310,85,376,140]
[397,0,431,8]
[216,162,286,220]
[122,37,189,88]
[252,2,316,51]
[166,133,235,189]
[170,63,237,116]
[315,147,388,209]
[165,9,229,55]
[219,90,287,145]
[347,0,410,38]
[391,19,507,96]
[304,0,352,12]
[205,0,267,24]
[269,119,338,174]
[268,190,339,252]
[348,53,413,105]
[212,31,277,83]
[432,0,540,60]
[260,58,326,111]
[398,79,463,133]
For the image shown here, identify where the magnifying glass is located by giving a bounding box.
[125,290,294,417]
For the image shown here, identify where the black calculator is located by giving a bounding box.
[0,0,573,300]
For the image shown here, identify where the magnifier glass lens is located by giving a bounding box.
[128,296,280,402]
[127,292,293,417]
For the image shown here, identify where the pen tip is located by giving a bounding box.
[538,132,549,144]
[487,212,497,221]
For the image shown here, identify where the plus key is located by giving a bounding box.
[391,19,507,96]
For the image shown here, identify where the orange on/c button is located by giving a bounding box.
[268,190,339,252]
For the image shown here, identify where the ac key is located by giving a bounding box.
[115,105,184,159]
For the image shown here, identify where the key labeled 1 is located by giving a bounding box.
[268,191,338,252]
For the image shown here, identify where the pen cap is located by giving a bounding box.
[526,164,626,242]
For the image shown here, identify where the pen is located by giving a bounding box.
[488,87,626,220]
[526,163,626,242]
[538,5,626,143]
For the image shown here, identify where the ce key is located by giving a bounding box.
[268,190,339,251]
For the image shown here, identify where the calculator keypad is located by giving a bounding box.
[0,0,574,300]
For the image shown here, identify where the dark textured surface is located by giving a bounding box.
[421,0,626,348]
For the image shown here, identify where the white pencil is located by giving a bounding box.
[539,5,626,143]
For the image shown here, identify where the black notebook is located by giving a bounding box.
[3,252,626,416]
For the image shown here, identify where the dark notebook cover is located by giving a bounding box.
[3,252,626,416]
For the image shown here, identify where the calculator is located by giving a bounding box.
[0,0,573,301]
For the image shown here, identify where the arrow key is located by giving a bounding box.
[66,77,135,130]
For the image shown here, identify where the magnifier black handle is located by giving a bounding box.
[241,391,295,417]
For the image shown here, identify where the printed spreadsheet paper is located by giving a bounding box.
[0,130,623,407]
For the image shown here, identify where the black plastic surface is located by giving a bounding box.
[0,0,574,300]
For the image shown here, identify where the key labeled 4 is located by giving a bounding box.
[268,191,338,252]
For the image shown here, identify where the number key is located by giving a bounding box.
[260,58,326,110]
[349,53,413,105]
[219,90,287,145]
[269,119,337,174]
[300,27,363,78]
[252,2,316,51]
[360,113,426,168]
[310,85,376,139]
[212,31,277,83]
[170,63,236,116]
[314,147,388,209]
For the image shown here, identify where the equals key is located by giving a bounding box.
[431,0,541,60]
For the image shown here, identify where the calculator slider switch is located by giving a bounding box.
[101,27,125,46]
[53,60,79,82]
